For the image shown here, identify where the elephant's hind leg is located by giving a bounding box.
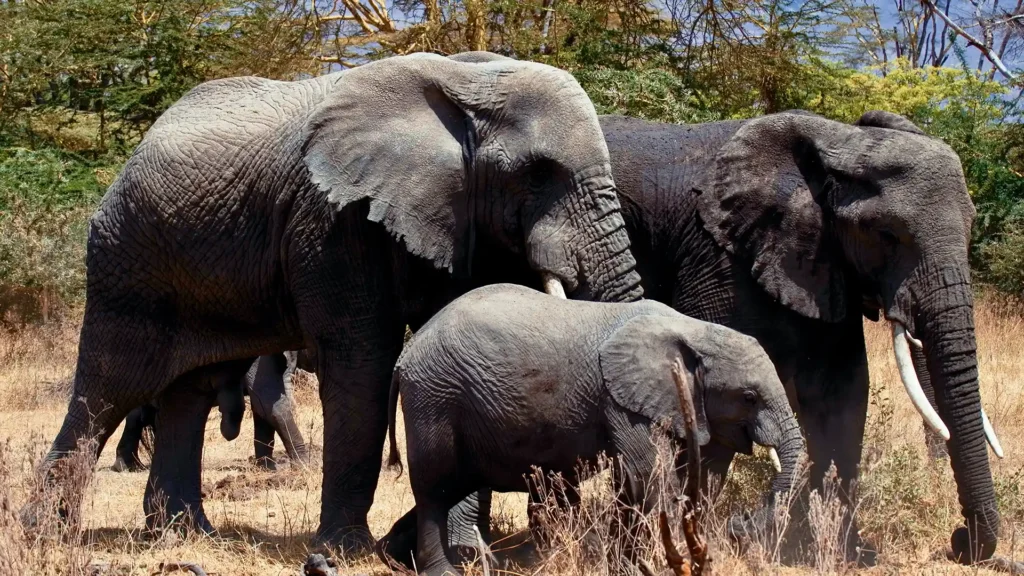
[144,373,218,534]
[24,392,132,529]
[113,404,157,472]
[252,411,277,470]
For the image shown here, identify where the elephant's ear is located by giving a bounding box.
[698,112,858,322]
[599,314,711,446]
[854,110,925,135]
[303,53,503,273]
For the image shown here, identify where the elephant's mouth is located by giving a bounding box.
[861,295,882,321]
[716,424,755,455]
[539,270,580,299]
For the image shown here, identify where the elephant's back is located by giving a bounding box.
[397,284,677,485]
[84,74,342,321]
[148,74,339,142]
[600,116,745,200]
[400,284,676,403]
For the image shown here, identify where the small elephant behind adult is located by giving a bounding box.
[112,350,314,472]
[383,284,803,576]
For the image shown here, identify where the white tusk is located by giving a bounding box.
[541,273,567,299]
[981,408,1005,459]
[904,330,923,350]
[892,323,951,441]
[768,447,782,473]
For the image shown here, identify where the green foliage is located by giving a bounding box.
[0,0,1023,325]
[0,0,319,152]
[573,64,718,124]
[0,148,117,320]
[858,443,954,551]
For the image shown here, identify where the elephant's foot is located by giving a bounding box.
[112,455,146,472]
[143,496,214,536]
[727,506,777,548]
[314,523,375,557]
[252,455,278,471]
[377,509,418,570]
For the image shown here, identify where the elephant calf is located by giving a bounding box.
[384,284,803,575]
[112,351,313,473]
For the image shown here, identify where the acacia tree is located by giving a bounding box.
[841,0,1022,83]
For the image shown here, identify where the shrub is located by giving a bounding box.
[0,148,118,325]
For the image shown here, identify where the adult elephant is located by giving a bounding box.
[381,108,1006,569]
[599,111,1002,565]
[112,350,314,472]
[32,52,643,551]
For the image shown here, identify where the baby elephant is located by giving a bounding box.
[386,284,803,575]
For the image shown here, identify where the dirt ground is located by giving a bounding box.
[0,297,1022,575]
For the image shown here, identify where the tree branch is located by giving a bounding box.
[920,0,1019,81]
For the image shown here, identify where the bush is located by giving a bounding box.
[980,221,1024,295]
[574,63,719,125]
[0,148,118,325]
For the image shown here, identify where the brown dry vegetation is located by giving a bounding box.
[0,295,1021,575]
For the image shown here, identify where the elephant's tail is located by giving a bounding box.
[386,365,403,477]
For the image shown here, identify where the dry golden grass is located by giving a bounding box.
[0,294,1021,575]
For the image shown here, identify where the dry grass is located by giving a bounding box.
[0,294,1022,575]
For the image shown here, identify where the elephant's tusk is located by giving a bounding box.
[892,323,950,441]
[768,447,782,473]
[981,408,1005,459]
[541,273,567,299]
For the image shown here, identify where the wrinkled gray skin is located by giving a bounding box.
[384,284,802,576]
[112,350,312,472]
[377,52,997,569]
[598,111,996,565]
[31,52,643,549]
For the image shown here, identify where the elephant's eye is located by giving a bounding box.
[879,229,900,246]
[743,390,758,405]
[525,159,557,190]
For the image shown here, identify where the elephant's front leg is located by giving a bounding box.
[144,376,217,534]
[315,336,404,553]
[796,328,873,566]
[698,440,735,499]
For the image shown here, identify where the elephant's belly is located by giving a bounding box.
[467,424,608,492]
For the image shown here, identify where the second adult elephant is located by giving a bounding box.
[601,111,1001,564]
[34,52,643,551]
[112,351,313,472]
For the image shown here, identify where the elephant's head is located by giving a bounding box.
[599,313,803,498]
[302,52,643,303]
[698,110,997,562]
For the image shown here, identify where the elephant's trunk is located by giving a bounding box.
[727,396,805,544]
[910,264,998,563]
[755,397,805,498]
[571,172,643,303]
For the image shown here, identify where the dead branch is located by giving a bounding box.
[670,358,711,576]
[920,0,1019,81]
